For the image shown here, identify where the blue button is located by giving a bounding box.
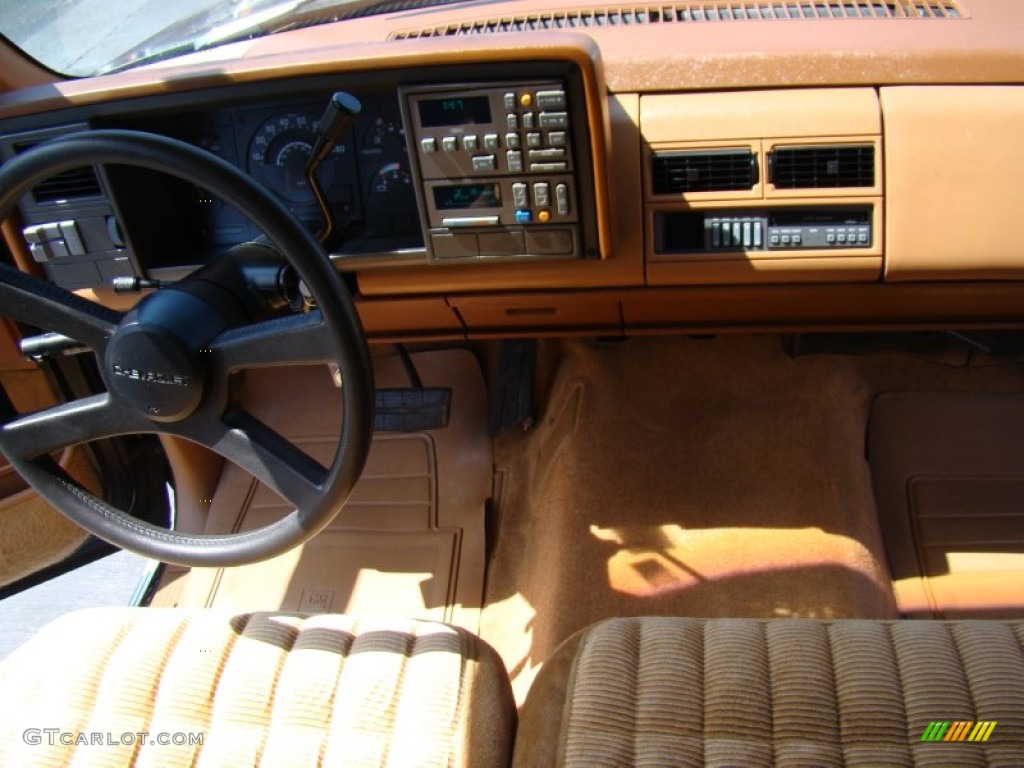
[515,210,532,224]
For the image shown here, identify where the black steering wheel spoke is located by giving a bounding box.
[0,393,149,460]
[211,310,331,372]
[0,130,373,567]
[0,262,121,352]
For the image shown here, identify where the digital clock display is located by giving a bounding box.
[418,96,492,128]
[433,183,501,210]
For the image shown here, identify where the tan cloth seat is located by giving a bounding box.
[0,608,515,767]
[515,617,1024,767]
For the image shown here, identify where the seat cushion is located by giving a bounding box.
[514,616,1024,767]
[0,608,515,767]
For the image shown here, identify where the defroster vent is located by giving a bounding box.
[769,144,875,189]
[652,149,759,194]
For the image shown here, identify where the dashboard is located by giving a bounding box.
[2,0,1024,340]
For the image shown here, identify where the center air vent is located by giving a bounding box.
[652,149,758,194]
[30,166,103,204]
[769,145,875,189]
[392,1,964,39]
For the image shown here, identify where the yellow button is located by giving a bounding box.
[520,93,533,107]
[537,210,551,222]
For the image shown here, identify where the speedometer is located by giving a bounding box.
[247,112,347,204]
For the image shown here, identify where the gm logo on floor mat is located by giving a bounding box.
[921,721,997,742]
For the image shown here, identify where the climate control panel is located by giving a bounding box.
[401,81,586,262]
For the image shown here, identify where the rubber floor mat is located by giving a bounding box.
[155,349,491,632]
[868,392,1024,618]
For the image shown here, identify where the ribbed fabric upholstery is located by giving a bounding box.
[516,617,1024,767]
[0,608,515,767]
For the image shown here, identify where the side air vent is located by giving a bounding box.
[769,145,875,189]
[652,149,759,194]
[392,0,964,39]
[30,166,103,204]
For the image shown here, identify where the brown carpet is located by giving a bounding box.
[480,335,1024,701]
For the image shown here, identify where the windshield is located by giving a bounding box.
[0,0,441,78]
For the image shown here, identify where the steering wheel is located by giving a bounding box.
[0,130,374,567]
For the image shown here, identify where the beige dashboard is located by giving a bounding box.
[1,0,1024,338]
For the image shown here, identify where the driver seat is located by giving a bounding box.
[0,608,515,767]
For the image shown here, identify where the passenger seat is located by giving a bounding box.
[514,617,1024,766]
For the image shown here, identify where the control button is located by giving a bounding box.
[505,133,521,149]
[533,182,550,207]
[792,233,801,245]
[520,93,533,108]
[441,136,458,152]
[548,131,567,147]
[536,90,567,109]
[720,221,730,247]
[441,215,500,227]
[483,134,500,151]
[507,113,519,131]
[22,225,45,244]
[29,243,49,263]
[504,92,517,111]
[826,232,836,244]
[837,232,847,244]
[537,210,551,223]
[742,221,752,248]
[858,231,869,244]
[539,112,568,129]
[526,228,574,255]
[432,233,479,260]
[515,210,533,224]
[463,134,479,151]
[732,222,743,246]
[781,234,791,246]
[555,184,570,216]
[47,239,70,259]
[530,162,569,172]
[512,183,529,209]
[479,231,524,257]
[753,221,763,248]
[522,112,536,130]
[421,137,437,153]
[507,150,524,173]
[711,219,721,248]
[528,148,566,160]
[770,234,780,246]
[526,132,542,148]
[472,155,497,172]
[41,223,62,240]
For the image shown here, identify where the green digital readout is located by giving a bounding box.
[433,183,501,210]
[418,96,491,127]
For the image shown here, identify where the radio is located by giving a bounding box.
[401,81,586,263]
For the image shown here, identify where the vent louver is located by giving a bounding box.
[31,167,103,203]
[392,0,963,39]
[652,149,759,194]
[769,145,875,189]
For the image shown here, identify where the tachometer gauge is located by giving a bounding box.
[247,112,347,203]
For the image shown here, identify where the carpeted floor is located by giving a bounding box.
[479,334,1024,701]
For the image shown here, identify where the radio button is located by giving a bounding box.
[530,162,568,172]
[512,183,529,209]
[533,182,551,207]
[528,148,566,160]
[536,90,567,110]
[507,113,519,131]
[472,155,497,172]
[441,136,458,152]
[507,151,524,173]
[548,131,567,147]
[463,134,479,151]
[556,184,570,215]
[483,133,500,151]
[526,132,542,148]
[504,92,517,111]
[420,137,437,153]
[522,112,536,130]
[539,112,568,129]
[506,133,521,149]
[515,210,533,224]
